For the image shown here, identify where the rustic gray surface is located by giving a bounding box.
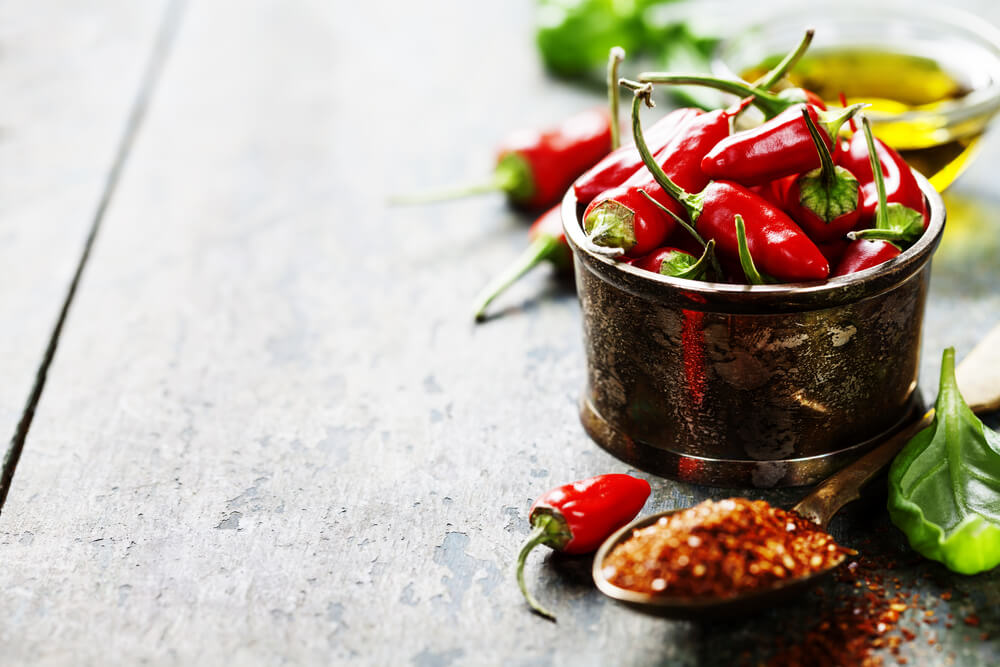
[0,1,998,665]
[0,0,169,498]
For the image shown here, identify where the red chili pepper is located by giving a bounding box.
[782,107,861,242]
[833,239,901,276]
[394,108,612,208]
[701,103,863,187]
[750,174,797,209]
[626,82,829,282]
[583,96,744,257]
[517,474,650,620]
[574,107,701,206]
[845,118,926,244]
[817,237,852,266]
[472,205,571,321]
[837,128,928,231]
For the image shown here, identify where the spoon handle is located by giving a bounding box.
[792,321,1000,528]
[791,410,932,527]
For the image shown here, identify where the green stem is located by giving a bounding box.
[752,29,815,90]
[862,116,890,229]
[607,47,626,151]
[472,235,563,322]
[619,79,702,219]
[388,155,529,205]
[673,239,716,280]
[635,73,788,118]
[847,228,907,242]
[801,107,838,189]
[638,189,722,279]
[516,518,558,621]
[735,215,767,285]
[818,104,868,141]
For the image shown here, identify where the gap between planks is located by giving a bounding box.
[0,0,189,515]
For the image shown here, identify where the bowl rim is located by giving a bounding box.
[562,170,944,312]
[709,2,1000,126]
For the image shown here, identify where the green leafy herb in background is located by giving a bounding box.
[888,347,1000,575]
[535,0,724,109]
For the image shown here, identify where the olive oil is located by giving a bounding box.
[743,49,982,190]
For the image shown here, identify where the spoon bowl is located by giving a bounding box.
[592,509,847,619]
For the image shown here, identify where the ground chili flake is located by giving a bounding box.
[964,614,981,627]
[600,498,852,597]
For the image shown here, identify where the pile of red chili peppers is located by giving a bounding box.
[579,78,927,285]
[402,32,930,319]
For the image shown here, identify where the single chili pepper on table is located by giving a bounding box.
[471,205,571,321]
[573,107,700,206]
[699,102,865,187]
[782,107,861,242]
[625,82,830,282]
[840,118,928,240]
[582,93,748,257]
[392,108,612,209]
[517,473,651,621]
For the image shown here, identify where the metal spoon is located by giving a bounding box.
[593,324,1000,619]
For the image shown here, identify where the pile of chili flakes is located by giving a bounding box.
[601,498,853,597]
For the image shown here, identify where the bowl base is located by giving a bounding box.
[580,393,924,488]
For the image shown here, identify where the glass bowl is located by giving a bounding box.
[711,3,1000,190]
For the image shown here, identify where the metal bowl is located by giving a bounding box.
[562,173,945,488]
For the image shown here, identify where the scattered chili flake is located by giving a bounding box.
[602,498,852,597]
[981,632,990,641]
[964,614,980,627]
[901,628,917,641]
[940,591,952,601]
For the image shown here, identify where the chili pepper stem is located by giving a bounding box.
[388,154,530,205]
[818,104,868,141]
[639,189,723,279]
[608,47,626,151]
[752,29,815,90]
[635,74,787,118]
[846,117,924,243]
[735,215,768,285]
[516,515,560,622]
[674,239,716,280]
[620,79,704,220]
[472,235,564,322]
[865,116,890,227]
[801,108,839,189]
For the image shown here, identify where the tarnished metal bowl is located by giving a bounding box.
[563,173,945,488]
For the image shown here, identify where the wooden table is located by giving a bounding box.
[1,1,998,664]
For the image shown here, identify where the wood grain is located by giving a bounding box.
[0,0,171,503]
[0,0,998,665]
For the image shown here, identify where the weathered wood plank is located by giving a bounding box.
[0,0,998,665]
[0,0,170,502]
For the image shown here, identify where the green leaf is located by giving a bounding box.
[536,0,647,77]
[888,347,1000,574]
